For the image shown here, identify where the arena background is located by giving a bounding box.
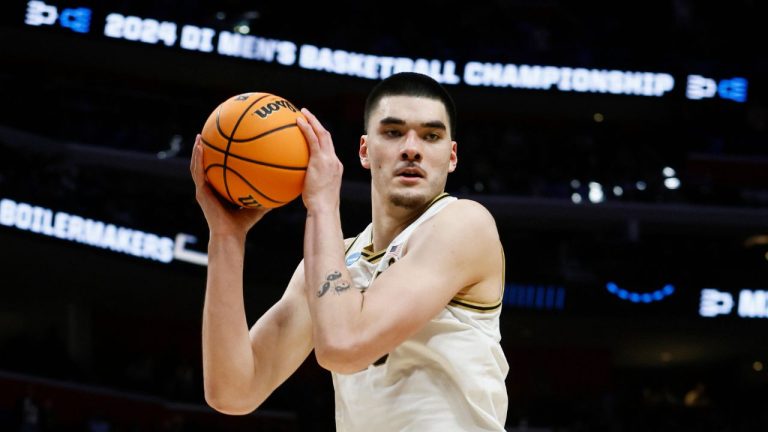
[1,1,767,430]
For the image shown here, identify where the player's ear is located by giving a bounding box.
[359,135,371,169]
[448,140,458,173]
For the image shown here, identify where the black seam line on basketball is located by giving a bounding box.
[215,94,271,141]
[204,164,287,204]
[200,136,307,171]
[219,95,271,205]
[227,123,300,143]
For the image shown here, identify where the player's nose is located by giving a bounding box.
[400,131,421,162]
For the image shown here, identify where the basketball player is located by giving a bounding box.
[190,72,508,430]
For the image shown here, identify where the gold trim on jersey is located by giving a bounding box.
[345,233,362,255]
[425,192,451,211]
[361,244,386,264]
[501,245,506,303]
[358,192,452,264]
[449,298,503,312]
[448,245,506,313]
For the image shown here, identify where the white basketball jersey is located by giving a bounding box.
[334,193,509,431]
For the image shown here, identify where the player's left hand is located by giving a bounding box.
[296,108,343,213]
[190,134,271,237]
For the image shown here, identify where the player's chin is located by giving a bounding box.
[388,189,429,209]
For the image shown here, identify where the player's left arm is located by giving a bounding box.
[297,107,502,373]
[311,200,500,373]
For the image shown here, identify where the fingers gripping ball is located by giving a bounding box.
[201,93,309,208]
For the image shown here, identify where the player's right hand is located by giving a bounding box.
[190,134,270,237]
[296,108,343,214]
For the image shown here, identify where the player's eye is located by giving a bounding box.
[425,133,440,141]
[384,129,402,138]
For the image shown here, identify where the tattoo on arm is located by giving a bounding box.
[334,280,350,294]
[317,281,331,297]
[317,270,351,297]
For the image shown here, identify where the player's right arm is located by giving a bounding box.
[191,135,313,414]
[203,250,312,414]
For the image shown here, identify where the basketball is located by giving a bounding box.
[200,92,309,208]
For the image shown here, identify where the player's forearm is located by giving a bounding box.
[303,206,364,370]
[202,234,260,412]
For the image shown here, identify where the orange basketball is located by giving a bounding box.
[200,92,308,208]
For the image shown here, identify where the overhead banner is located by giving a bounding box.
[22,1,748,102]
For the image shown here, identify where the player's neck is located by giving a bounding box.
[369,190,430,252]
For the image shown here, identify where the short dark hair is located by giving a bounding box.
[364,72,457,138]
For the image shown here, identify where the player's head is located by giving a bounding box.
[364,72,457,139]
[360,73,458,210]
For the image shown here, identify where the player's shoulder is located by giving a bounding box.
[421,198,499,242]
[407,198,500,266]
[440,198,497,228]
[449,198,494,216]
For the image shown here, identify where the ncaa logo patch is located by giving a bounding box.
[345,252,361,266]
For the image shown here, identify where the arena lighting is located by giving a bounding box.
[699,288,768,318]
[664,177,681,190]
[571,193,583,204]
[0,197,208,266]
[22,1,750,101]
[744,234,768,248]
[606,282,675,303]
[503,284,565,310]
[588,182,605,203]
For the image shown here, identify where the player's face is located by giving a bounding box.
[360,95,457,209]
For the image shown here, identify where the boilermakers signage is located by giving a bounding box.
[0,197,208,266]
[22,1,749,102]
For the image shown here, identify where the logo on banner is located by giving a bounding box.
[25,1,92,33]
[699,289,768,318]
